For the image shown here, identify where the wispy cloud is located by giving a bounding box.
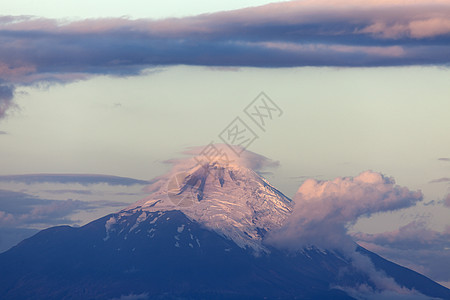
[0,174,150,186]
[354,221,450,285]
[429,177,450,184]
[43,189,93,195]
[0,85,14,119]
[0,188,130,227]
[165,144,280,174]
[438,158,450,162]
[0,179,146,252]
[1,0,450,117]
[444,194,450,207]
[354,221,450,250]
[0,197,86,227]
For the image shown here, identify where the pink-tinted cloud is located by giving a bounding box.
[0,210,15,227]
[267,171,432,295]
[354,221,450,285]
[268,171,422,250]
[0,0,449,82]
[1,0,449,38]
[353,221,448,249]
[182,144,280,172]
[0,198,85,227]
[144,144,280,195]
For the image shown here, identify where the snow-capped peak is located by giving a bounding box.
[122,145,293,252]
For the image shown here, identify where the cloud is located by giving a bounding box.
[338,250,430,300]
[266,171,434,296]
[429,177,450,183]
[43,189,93,195]
[90,200,130,208]
[353,221,450,250]
[23,199,86,223]
[0,188,129,227]
[0,174,150,186]
[344,286,431,300]
[438,158,450,162]
[144,144,280,196]
[444,194,450,207]
[1,0,450,118]
[0,182,144,252]
[0,189,89,227]
[0,189,54,214]
[0,211,15,226]
[0,200,83,227]
[0,85,14,119]
[163,144,280,174]
[354,222,450,284]
[267,171,423,251]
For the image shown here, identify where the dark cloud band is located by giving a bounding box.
[1,1,450,81]
[1,0,450,118]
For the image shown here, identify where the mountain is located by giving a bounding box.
[0,147,449,300]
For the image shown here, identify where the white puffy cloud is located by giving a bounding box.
[268,171,423,251]
[266,171,428,295]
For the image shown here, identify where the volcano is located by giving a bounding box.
[0,146,449,300]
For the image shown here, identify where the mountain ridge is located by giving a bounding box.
[1,208,449,299]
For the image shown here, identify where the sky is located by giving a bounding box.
[0,0,450,289]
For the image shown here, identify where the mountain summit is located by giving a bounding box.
[124,145,292,252]
[0,146,449,300]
